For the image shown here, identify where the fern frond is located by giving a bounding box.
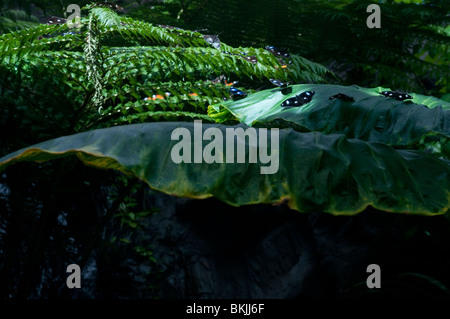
[0,24,61,59]
[0,9,333,132]
[90,7,122,27]
[103,16,208,48]
[104,80,229,104]
[119,110,213,123]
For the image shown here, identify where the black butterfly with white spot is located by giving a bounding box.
[281,91,315,108]
[379,91,413,101]
[265,45,277,54]
[230,87,247,101]
[270,79,292,94]
[329,93,354,101]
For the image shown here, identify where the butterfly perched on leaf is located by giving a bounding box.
[329,93,354,102]
[265,46,291,59]
[228,53,257,64]
[211,74,225,84]
[143,93,171,101]
[230,87,247,101]
[240,54,257,64]
[277,58,288,69]
[234,53,257,64]
[224,79,239,86]
[89,2,124,10]
[158,24,183,30]
[281,91,315,108]
[46,16,67,25]
[62,31,79,36]
[379,91,413,101]
[270,79,292,95]
[210,75,238,87]
[265,45,292,67]
[270,79,289,88]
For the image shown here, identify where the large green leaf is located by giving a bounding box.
[0,122,448,216]
[208,84,450,148]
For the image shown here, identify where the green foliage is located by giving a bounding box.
[0,0,449,299]
[0,5,333,297]
[0,117,448,216]
[85,13,103,109]
[170,0,449,97]
[208,84,450,157]
[0,6,332,137]
[347,272,450,298]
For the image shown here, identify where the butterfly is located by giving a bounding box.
[265,46,291,59]
[237,51,258,64]
[203,35,221,49]
[265,46,292,68]
[143,93,171,101]
[242,55,257,64]
[329,93,354,101]
[224,79,239,86]
[209,75,239,87]
[91,2,124,10]
[270,79,292,94]
[281,91,315,108]
[230,87,247,101]
[46,16,67,25]
[379,91,413,101]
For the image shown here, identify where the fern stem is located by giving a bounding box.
[84,14,104,110]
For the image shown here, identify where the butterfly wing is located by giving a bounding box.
[46,17,67,25]
[230,87,247,101]
[380,91,413,101]
[281,91,315,108]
